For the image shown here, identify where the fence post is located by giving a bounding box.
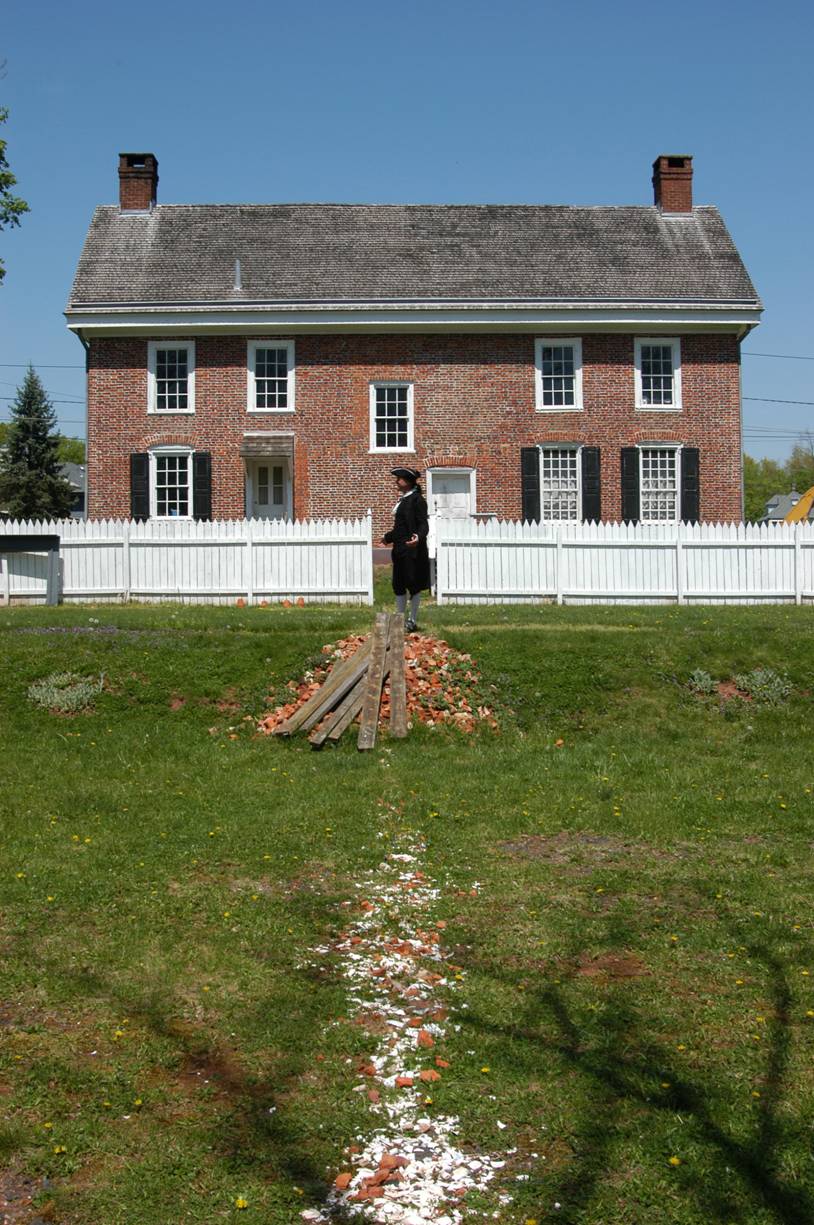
[122,520,131,603]
[795,523,802,606]
[676,529,685,605]
[246,519,254,606]
[365,509,374,605]
[555,527,564,605]
[435,516,445,606]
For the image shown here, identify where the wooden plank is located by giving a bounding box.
[357,613,391,751]
[388,613,408,738]
[298,640,373,733]
[310,667,372,747]
[274,639,369,736]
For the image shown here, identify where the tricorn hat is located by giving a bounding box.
[390,466,421,484]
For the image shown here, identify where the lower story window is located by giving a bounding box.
[153,451,191,518]
[540,447,580,520]
[640,447,678,522]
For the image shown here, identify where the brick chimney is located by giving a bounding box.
[652,154,693,212]
[118,153,158,211]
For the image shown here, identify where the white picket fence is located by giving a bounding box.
[434,518,814,605]
[0,515,374,605]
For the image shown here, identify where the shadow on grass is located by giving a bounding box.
[460,915,810,1225]
[23,952,360,1222]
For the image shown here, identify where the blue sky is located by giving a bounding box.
[1,0,812,459]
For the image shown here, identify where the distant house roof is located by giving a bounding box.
[67,203,760,309]
[763,491,814,522]
[60,462,86,491]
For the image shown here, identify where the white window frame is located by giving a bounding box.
[534,338,584,413]
[148,445,194,521]
[246,339,296,413]
[369,382,415,453]
[634,337,682,411]
[147,341,196,414]
[637,442,682,524]
[425,467,477,515]
[538,443,582,522]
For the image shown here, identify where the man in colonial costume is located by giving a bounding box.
[382,467,430,631]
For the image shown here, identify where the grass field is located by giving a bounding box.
[2,586,814,1224]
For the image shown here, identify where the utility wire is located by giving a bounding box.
[744,397,814,406]
[743,352,814,361]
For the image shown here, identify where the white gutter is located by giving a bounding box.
[65,301,762,336]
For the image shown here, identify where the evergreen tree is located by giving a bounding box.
[0,367,75,519]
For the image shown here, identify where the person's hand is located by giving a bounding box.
[406,533,419,548]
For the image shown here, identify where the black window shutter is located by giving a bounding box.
[130,453,149,521]
[521,447,540,522]
[580,447,601,522]
[620,447,640,523]
[681,447,700,523]
[192,452,212,521]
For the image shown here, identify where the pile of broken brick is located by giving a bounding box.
[258,631,498,736]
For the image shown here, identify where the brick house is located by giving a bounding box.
[66,153,761,531]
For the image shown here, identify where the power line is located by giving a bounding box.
[0,363,85,369]
[744,396,814,406]
[743,352,814,362]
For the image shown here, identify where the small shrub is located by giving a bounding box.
[688,668,716,696]
[733,668,792,705]
[27,672,104,715]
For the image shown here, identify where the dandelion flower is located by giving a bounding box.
[235,1197,249,1209]
[668,1155,681,1167]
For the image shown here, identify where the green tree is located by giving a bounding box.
[0,107,29,284]
[786,438,814,496]
[0,368,75,519]
[742,454,786,522]
[57,435,86,465]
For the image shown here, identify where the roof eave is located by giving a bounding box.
[65,298,763,338]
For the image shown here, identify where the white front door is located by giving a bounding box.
[428,469,475,518]
[247,460,290,520]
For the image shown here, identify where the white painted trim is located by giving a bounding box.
[637,443,683,525]
[538,443,583,523]
[245,455,293,520]
[534,337,583,412]
[634,337,682,411]
[368,382,415,454]
[246,339,296,413]
[147,340,196,414]
[67,304,762,338]
[426,467,477,516]
[148,445,194,521]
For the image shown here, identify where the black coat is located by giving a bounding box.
[383,490,431,595]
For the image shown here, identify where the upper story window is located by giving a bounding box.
[148,342,195,414]
[369,383,414,452]
[640,446,679,522]
[635,338,682,410]
[247,340,295,412]
[535,338,583,412]
[540,446,580,520]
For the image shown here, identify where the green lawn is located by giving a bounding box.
[1,592,813,1224]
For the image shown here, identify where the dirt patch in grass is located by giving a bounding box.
[575,951,649,981]
[0,1169,46,1223]
[498,831,673,868]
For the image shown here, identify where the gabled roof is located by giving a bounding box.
[67,203,760,309]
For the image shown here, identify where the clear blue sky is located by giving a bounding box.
[2,0,812,460]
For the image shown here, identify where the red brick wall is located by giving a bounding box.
[86,332,743,530]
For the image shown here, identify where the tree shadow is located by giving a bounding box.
[458,906,811,1224]
[19,948,360,1221]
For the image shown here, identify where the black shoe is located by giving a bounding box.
[405,618,417,633]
